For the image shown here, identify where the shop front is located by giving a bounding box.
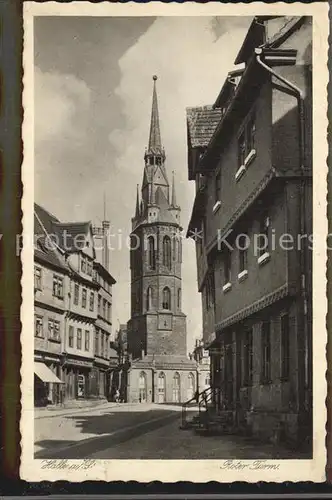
[34,359,63,406]
[62,356,94,402]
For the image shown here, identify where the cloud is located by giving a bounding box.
[109,16,251,351]
[35,67,92,145]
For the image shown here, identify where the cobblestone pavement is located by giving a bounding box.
[34,403,308,460]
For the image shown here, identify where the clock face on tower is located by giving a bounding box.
[158,313,173,330]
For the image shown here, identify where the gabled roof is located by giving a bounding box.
[52,221,91,252]
[34,203,68,272]
[186,106,222,148]
[264,17,305,48]
[34,203,60,236]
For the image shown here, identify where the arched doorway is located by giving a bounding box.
[139,371,147,403]
[157,372,166,403]
[172,372,181,403]
[187,372,195,400]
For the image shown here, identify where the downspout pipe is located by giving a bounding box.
[255,48,310,433]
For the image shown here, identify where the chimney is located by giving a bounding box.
[102,220,110,271]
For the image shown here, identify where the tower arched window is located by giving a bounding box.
[163,235,172,269]
[177,288,181,309]
[172,372,181,403]
[187,372,195,400]
[173,237,177,262]
[146,287,153,311]
[162,287,171,310]
[148,236,156,269]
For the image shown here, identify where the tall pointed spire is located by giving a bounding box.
[148,76,162,155]
[171,170,177,207]
[135,184,140,217]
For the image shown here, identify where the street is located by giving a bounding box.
[35,403,305,460]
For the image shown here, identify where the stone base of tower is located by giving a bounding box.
[126,354,198,404]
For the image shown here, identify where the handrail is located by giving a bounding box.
[181,387,213,428]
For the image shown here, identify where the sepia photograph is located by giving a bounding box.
[20,1,328,483]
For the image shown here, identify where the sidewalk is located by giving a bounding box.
[35,401,120,419]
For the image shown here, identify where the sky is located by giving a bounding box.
[34,15,252,353]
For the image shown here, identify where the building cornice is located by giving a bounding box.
[215,283,290,331]
[34,299,66,314]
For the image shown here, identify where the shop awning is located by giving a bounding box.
[34,362,64,384]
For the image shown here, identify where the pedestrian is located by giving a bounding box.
[115,389,120,403]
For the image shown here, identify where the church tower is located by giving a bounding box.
[126,77,196,404]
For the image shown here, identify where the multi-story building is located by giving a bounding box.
[34,205,68,406]
[186,16,312,445]
[191,339,211,394]
[92,261,116,399]
[34,203,116,406]
[126,76,196,404]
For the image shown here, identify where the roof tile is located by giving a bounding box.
[186,106,222,148]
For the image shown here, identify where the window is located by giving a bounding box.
[139,371,147,402]
[68,325,74,347]
[163,236,172,269]
[162,287,171,310]
[215,170,221,204]
[172,372,181,403]
[81,256,86,273]
[89,292,94,312]
[87,260,92,276]
[35,316,43,337]
[104,334,108,358]
[205,273,215,309]
[158,372,166,403]
[34,267,42,290]
[238,130,246,168]
[98,294,101,314]
[85,330,90,351]
[187,372,195,400]
[258,212,270,258]
[238,233,249,273]
[148,236,156,269]
[103,299,107,318]
[177,288,181,309]
[101,333,104,358]
[281,313,290,380]
[82,289,87,308]
[238,111,256,170]
[261,321,271,383]
[223,249,232,285]
[107,302,111,321]
[48,319,60,341]
[53,275,63,299]
[77,328,82,349]
[74,284,79,305]
[247,113,256,153]
[146,287,152,311]
[95,329,99,356]
[243,329,253,386]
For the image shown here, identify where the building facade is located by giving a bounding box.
[34,204,116,406]
[126,76,196,403]
[186,16,312,445]
[191,339,211,395]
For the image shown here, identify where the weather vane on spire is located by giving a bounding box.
[153,75,158,81]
